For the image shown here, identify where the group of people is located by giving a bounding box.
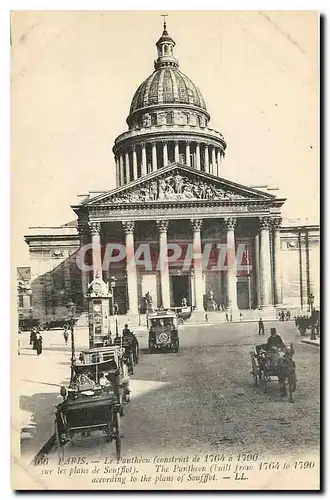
[278,310,291,321]
[29,327,43,355]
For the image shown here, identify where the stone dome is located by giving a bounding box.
[129,67,207,115]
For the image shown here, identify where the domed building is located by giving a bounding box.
[24,22,319,326]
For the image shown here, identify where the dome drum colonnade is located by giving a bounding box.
[112,21,226,187]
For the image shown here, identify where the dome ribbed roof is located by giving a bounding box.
[129,67,207,115]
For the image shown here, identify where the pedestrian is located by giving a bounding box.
[286,310,291,321]
[258,318,265,335]
[225,312,229,322]
[205,313,208,323]
[35,331,43,355]
[281,310,285,322]
[114,302,119,315]
[63,325,69,345]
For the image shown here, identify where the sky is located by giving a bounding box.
[11,10,319,265]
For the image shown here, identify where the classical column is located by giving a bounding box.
[151,142,157,171]
[78,221,90,308]
[272,218,283,306]
[195,143,201,170]
[122,221,138,314]
[211,146,216,176]
[259,217,273,308]
[141,143,147,176]
[254,234,261,308]
[174,140,180,163]
[163,141,168,167]
[216,149,221,177]
[185,141,191,167]
[132,145,138,180]
[190,219,204,311]
[204,145,209,173]
[115,156,120,187]
[89,222,102,279]
[224,217,238,310]
[125,151,130,183]
[119,154,125,185]
[156,220,170,309]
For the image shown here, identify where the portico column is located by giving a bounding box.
[254,234,261,308]
[174,140,180,163]
[191,219,204,311]
[216,149,221,177]
[120,154,125,185]
[185,141,191,167]
[132,146,138,180]
[224,217,238,310]
[195,143,201,170]
[211,146,216,176]
[259,217,273,308]
[141,143,147,176]
[163,141,168,167]
[204,145,209,173]
[78,221,90,308]
[151,142,157,171]
[115,156,120,187]
[125,151,130,183]
[156,220,170,309]
[89,222,102,279]
[272,218,283,306]
[122,221,138,314]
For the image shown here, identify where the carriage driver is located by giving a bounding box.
[266,328,286,350]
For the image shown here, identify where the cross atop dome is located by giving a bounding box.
[155,15,179,70]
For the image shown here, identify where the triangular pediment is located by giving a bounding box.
[83,163,277,206]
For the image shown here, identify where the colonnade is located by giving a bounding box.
[78,216,283,314]
[115,140,224,186]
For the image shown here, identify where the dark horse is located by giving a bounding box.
[258,345,297,403]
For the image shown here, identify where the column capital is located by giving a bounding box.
[271,217,282,230]
[156,220,169,233]
[122,221,135,234]
[131,144,136,151]
[190,219,203,232]
[259,216,272,230]
[77,220,89,236]
[224,217,237,230]
[88,221,101,235]
[140,142,146,149]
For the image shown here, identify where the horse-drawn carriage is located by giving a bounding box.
[147,310,180,353]
[295,310,320,337]
[251,343,297,403]
[55,345,130,459]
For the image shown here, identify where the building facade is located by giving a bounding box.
[24,23,319,322]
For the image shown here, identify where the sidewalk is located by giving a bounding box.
[301,338,320,347]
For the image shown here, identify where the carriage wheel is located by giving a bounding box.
[114,412,121,460]
[129,353,134,375]
[119,392,126,417]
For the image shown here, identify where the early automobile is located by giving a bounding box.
[147,310,179,353]
[55,346,130,459]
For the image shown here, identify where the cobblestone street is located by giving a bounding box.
[18,321,319,462]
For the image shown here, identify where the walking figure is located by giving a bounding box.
[63,325,69,346]
[205,313,208,323]
[225,313,229,322]
[258,318,265,335]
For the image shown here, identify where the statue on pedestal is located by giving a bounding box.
[206,289,217,311]
[145,291,154,313]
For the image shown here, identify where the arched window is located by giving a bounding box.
[151,113,157,126]
[166,113,173,125]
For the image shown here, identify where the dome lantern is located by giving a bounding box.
[154,20,179,70]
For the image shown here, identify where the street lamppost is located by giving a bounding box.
[66,300,76,382]
[307,293,316,340]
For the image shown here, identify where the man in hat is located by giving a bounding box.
[266,327,286,350]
